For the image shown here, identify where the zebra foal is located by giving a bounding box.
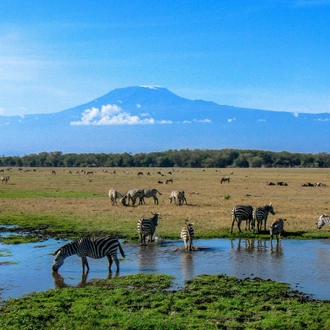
[231,205,254,233]
[52,236,125,273]
[137,212,160,245]
[180,221,194,251]
[317,214,330,229]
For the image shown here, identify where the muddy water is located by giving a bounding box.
[1,238,330,301]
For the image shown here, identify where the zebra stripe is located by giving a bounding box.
[317,214,330,229]
[137,213,160,245]
[270,218,285,242]
[140,188,162,205]
[121,189,144,206]
[231,205,253,233]
[180,222,194,251]
[52,236,125,272]
[108,188,123,206]
[253,203,275,232]
[168,190,187,205]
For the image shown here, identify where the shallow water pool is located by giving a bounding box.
[1,237,330,301]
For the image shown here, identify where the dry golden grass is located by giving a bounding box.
[1,166,330,239]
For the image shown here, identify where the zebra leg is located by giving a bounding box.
[107,255,113,271]
[107,254,120,272]
[230,218,236,233]
[81,257,90,273]
[237,220,242,233]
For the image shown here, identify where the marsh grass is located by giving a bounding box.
[1,273,330,329]
[1,167,330,241]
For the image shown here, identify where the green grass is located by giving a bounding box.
[1,274,329,329]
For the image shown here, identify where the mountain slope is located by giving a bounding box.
[0,86,329,155]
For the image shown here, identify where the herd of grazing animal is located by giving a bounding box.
[49,171,330,274]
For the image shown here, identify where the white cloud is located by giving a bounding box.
[0,107,5,115]
[193,119,211,123]
[316,118,330,122]
[71,104,156,126]
[183,118,211,124]
[293,112,299,118]
[228,118,236,123]
[136,104,141,108]
[157,120,173,124]
[257,119,266,122]
[70,104,212,126]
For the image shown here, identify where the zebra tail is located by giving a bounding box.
[118,241,125,258]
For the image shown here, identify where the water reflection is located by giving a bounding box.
[2,238,330,300]
[52,271,119,288]
[137,245,159,271]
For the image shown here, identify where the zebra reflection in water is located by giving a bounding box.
[52,271,118,289]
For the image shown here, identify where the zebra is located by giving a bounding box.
[253,203,275,232]
[52,236,125,273]
[270,218,285,242]
[1,176,9,184]
[317,214,330,229]
[231,205,254,233]
[168,190,187,205]
[120,189,144,206]
[139,188,162,205]
[108,188,123,206]
[180,221,194,251]
[137,213,160,245]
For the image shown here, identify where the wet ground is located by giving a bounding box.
[1,237,330,301]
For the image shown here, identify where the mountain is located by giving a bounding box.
[1,86,330,155]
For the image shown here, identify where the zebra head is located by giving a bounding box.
[184,219,194,227]
[52,249,66,271]
[317,214,328,229]
[267,203,275,215]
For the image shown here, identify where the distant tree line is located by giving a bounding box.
[1,149,330,168]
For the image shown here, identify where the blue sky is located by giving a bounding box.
[1,0,329,116]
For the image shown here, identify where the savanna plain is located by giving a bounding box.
[1,167,330,329]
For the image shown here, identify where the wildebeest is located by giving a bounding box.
[220,176,230,184]
[266,182,276,185]
[277,181,288,186]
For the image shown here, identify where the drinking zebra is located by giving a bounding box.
[253,203,275,232]
[231,205,254,233]
[139,188,162,205]
[180,221,194,251]
[270,218,285,242]
[168,190,187,205]
[52,236,125,273]
[137,212,160,245]
[108,188,123,206]
[317,214,330,229]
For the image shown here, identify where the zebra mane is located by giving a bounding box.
[54,240,77,255]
